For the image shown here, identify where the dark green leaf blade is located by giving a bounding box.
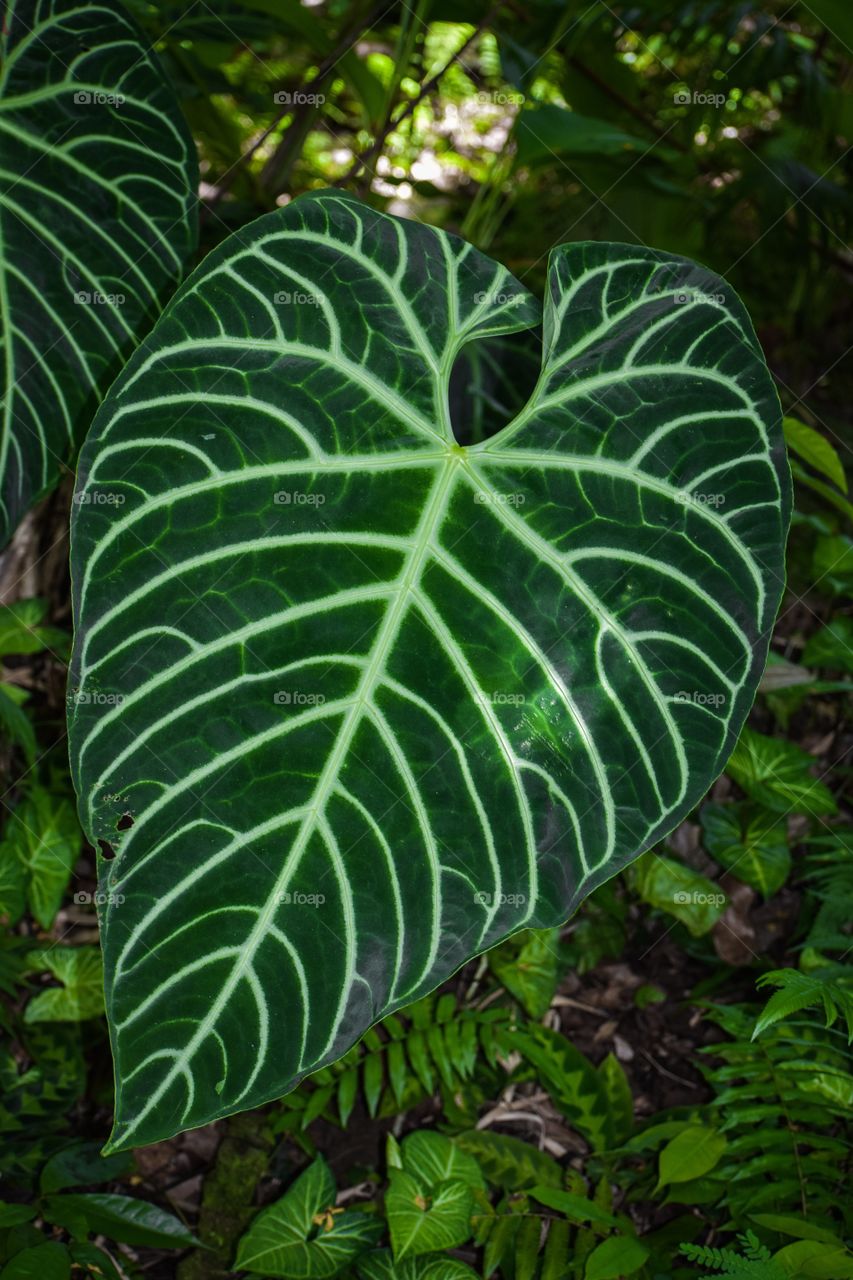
[68,193,789,1150]
[0,0,198,545]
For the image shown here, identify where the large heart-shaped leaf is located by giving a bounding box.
[0,0,197,545]
[68,191,789,1150]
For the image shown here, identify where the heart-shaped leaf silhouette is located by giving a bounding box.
[68,191,789,1150]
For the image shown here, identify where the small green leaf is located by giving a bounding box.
[802,618,853,673]
[529,1186,621,1228]
[634,983,666,1008]
[813,533,853,597]
[1,789,83,929]
[386,1171,473,1260]
[541,1219,571,1280]
[488,927,560,1017]
[401,1131,486,1192]
[515,1214,542,1280]
[0,601,68,659]
[783,417,847,493]
[235,1157,380,1276]
[0,845,26,925]
[598,1053,634,1145]
[363,1050,383,1118]
[584,1235,649,1279]
[387,1040,408,1108]
[357,1250,479,1278]
[25,948,104,1023]
[41,1193,197,1247]
[700,802,791,897]
[40,1142,135,1193]
[656,1126,727,1190]
[726,728,837,818]
[0,1203,35,1227]
[773,1240,853,1279]
[454,1131,562,1191]
[337,1066,358,1127]
[0,1243,70,1280]
[483,1215,521,1278]
[515,104,643,164]
[0,685,36,763]
[750,1213,845,1245]
[631,851,726,936]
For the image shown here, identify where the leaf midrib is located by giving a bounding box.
[110,454,460,1149]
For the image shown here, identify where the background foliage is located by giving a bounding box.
[0,0,850,1277]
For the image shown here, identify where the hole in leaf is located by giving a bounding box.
[449,326,541,446]
[116,813,134,831]
[98,839,116,860]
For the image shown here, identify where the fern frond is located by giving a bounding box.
[753,965,853,1042]
[680,1230,785,1278]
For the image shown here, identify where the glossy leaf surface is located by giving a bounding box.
[69,191,789,1149]
[0,0,197,544]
